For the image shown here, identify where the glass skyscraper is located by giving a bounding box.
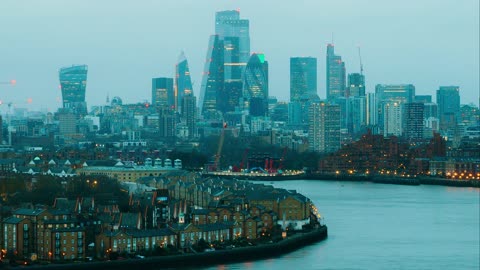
[199,35,224,119]
[215,10,250,75]
[326,44,346,100]
[243,53,269,116]
[152,77,174,108]
[214,10,250,116]
[175,52,194,113]
[436,86,460,131]
[290,57,317,102]
[59,65,88,116]
[347,73,365,97]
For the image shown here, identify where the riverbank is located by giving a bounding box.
[3,226,327,270]
[304,173,480,188]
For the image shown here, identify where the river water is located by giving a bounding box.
[199,180,480,270]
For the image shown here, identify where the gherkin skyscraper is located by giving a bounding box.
[243,53,268,116]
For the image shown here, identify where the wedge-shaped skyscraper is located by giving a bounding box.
[199,35,224,119]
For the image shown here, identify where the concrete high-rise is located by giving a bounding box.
[59,65,88,116]
[182,93,196,139]
[436,86,460,131]
[152,77,174,108]
[199,35,224,119]
[243,53,269,116]
[290,57,317,102]
[383,102,402,137]
[347,96,367,137]
[309,102,341,153]
[375,84,415,136]
[403,102,425,140]
[326,44,346,100]
[366,93,378,128]
[175,52,194,113]
[347,73,365,97]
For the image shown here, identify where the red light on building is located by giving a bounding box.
[10,79,16,85]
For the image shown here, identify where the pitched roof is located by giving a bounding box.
[13,208,46,216]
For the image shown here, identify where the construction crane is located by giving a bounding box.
[357,46,364,75]
[239,148,249,171]
[0,79,16,86]
[213,122,227,171]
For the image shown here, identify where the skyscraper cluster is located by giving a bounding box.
[44,10,477,154]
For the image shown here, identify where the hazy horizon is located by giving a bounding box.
[1,0,479,113]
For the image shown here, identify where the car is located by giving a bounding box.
[134,255,145,259]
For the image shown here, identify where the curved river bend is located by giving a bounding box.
[187,180,479,270]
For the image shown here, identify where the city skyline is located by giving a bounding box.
[0,0,478,113]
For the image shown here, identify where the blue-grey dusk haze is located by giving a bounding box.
[0,0,478,112]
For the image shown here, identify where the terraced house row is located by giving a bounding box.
[0,170,318,260]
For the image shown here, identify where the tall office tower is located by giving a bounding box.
[366,93,378,129]
[175,52,194,113]
[436,86,460,131]
[290,57,317,102]
[326,44,346,100]
[158,106,176,138]
[309,102,341,153]
[347,96,367,137]
[182,92,196,138]
[414,95,432,103]
[215,10,250,115]
[347,73,365,97]
[375,84,415,136]
[332,97,348,130]
[199,35,224,119]
[215,10,250,72]
[59,65,88,116]
[152,78,174,108]
[383,102,403,137]
[243,53,269,116]
[403,102,425,140]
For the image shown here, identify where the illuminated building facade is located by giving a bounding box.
[199,35,224,119]
[309,102,341,153]
[243,53,269,116]
[59,65,88,116]
[175,52,193,113]
[347,73,365,97]
[375,84,415,136]
[152,77,174,108]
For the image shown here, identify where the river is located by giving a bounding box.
[198,180,480,270]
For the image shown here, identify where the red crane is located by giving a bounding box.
[278,147,288,171]
[239,148,249,171]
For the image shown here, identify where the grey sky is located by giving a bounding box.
[0,0,478,112]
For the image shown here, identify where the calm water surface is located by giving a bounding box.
[195,180,480,270]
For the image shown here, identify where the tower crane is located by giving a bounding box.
[357,46,364,75]
[213,122,227,171]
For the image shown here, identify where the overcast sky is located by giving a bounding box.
[0,0,478,113]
